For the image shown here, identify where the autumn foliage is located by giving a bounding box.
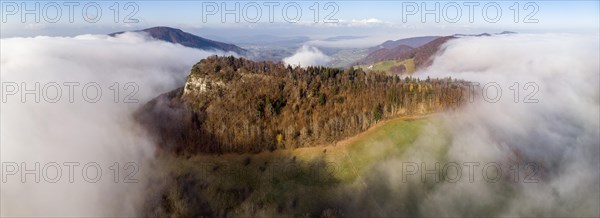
[136,56,468,154]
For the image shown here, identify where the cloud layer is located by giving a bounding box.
[343,33,599,217]
[0,33,224,216]
[283,45,331,67]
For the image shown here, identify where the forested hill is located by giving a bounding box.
[109,26,248,55]
[136,56,468,154]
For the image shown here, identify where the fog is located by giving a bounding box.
[0,33,224,216]
[283,45,331,67]
[344,33,600,216]
[1,32,598,217]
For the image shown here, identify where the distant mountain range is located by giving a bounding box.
[453,31,516,37]
[107,27,515,72]
[370,36,440,52]
[109,26,248,55]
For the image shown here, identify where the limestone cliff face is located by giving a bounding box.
[183,76,209,96]
[137,56,468,155]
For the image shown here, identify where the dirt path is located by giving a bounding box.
[289,113,434,155]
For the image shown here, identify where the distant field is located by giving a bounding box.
[149,115,451,217]
[356,58,416,75]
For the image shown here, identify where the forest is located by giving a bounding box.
[136,56,469,154]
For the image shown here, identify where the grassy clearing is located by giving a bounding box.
[356,58,416,75]
[399,58,416,74]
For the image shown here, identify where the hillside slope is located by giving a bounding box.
[359,36,455,73]
[143,115,446,217]
[359,32,516,74]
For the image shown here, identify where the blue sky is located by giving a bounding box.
[1,1,598,38]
